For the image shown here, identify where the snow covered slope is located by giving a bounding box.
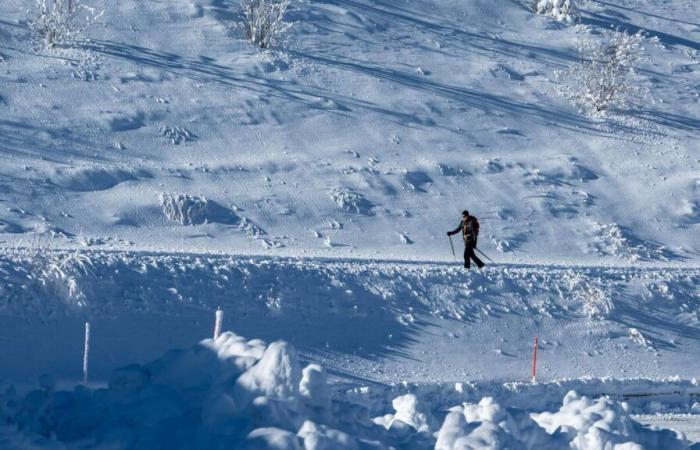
[1,0,699,447]
[0,0,698,263]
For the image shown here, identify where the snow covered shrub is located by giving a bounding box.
[28,0,102,49]
[329,187,374,216]
[240,0,291,49]
[569,30,648,113]
[160,193,210,225]
[534,0,579,24]
[20,239,92,307]
[160,125,196,145]
[562,270,613,319]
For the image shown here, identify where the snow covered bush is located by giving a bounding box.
[28,0,102,49]
[37,251,92,305]
[240,0,291,49]
[569,30,648,113]
[561,270,613,319]
[160,193,210,225]
[159,192,266,236]
[13,242,93,308]
[329,187,374,216]
[534,0,579,24]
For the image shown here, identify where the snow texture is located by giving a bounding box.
[0,331,691,449]
[535,0,579,23]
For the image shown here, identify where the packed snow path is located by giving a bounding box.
[1,249,698,384]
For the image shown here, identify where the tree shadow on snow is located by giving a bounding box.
[83,40,442,129]
[0,119,111,164]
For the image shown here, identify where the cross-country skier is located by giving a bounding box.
[447,210,485,269]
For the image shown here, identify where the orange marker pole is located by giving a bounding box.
[531,335,538,383]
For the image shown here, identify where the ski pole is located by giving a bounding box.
[475,247,494,263]
[448,235,456,259]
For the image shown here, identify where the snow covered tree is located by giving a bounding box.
[240,0,291,49]
[534,0,579,24]
[573,30,648,112]
[29,0,101,49]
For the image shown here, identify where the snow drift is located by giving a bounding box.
[0,331,690,449]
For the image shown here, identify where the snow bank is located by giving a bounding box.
[433,392,690,449]
[0,331,691,449]
[435,397,556,450]
[532,391,688,450]
[1,250,699,384]
[1,332,371,449]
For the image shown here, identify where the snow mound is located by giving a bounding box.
[51,167,150,192]
[160,125,197,145]
[433,392,689,450]
[233,340,303,407]
[532,390,688,450]
[159,193,265,234]
[589,222,676,262]
[101,111,145,132]
[329,187,374,216]
[435,397,556,450]
[0,331,368,449]
[161,192,210,225]
[1,331,690,449]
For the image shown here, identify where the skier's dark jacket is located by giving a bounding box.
[448,217,478,243]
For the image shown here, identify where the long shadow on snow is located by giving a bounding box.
[589,0,700,28]
[83,40,443,129]
[611,303,696,352]
[86,38,635,137]
[288,50,615,136]
[322,0,578,66]
[581,12,700,52]
[0,119,110,164]
[627,109,700,134]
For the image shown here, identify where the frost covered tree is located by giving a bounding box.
[572,30,648,112]
[534,0,579,24]
[29,0,102,49]
[240,0,291,49]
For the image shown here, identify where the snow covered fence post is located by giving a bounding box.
[213,308,223,340]
[531,335,538,383]
[83,321,90,383]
